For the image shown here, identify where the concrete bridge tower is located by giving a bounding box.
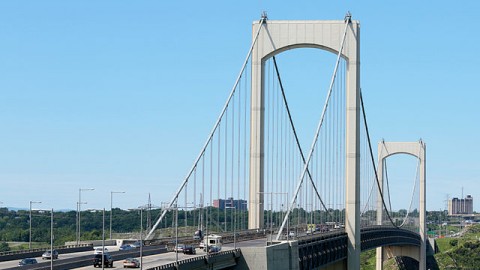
[248,14,361,269]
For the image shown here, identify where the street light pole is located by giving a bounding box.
[140,207,144,270]
[102,208,105,270]
[29,201,41,249]
[77,188,94,245]
[50,208,53,270]
[110,191,125,239]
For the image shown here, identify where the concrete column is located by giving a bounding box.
[345,26,361,270]
[419,142,426,270]
[249,22,265,230]
[376,142,385,270]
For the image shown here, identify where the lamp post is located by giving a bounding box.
[175,203,178,266]
[130,206,146,270]
[50,208,53,270]
[140,207,144,270]
[29,201,41,249]
[110,191,125,239]
[102,208,105,270]
[77,188,94,245]
[161,203,179,265]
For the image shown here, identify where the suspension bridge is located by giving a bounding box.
[144,13,427,270]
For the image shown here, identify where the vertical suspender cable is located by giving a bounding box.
[217,126,221,230]
[360,90,398,228]
[272,57,331,216]
[146,16,267,240]
[275,17,351,241]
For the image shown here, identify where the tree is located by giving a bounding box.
[0,242,9,252]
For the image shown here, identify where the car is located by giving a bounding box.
[18,258,37,266]
[208,245,221,254]
[173,244,185,252]
[123,257,140,268]
[199,241,205,249]
[93,253,113,268]
[120,244,135,251]
[130,241,142,248]
[94,247,109,254]
[183,245,196,255]
[42,249,59,260]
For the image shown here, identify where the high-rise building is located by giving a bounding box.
[213,197,247,211]
[448,195,473,215]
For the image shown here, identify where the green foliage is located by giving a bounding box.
[360,249,376,270]
[0,206,251,246]
[0,242,10,252]
[435,224,480,269]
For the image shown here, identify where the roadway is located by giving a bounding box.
[75,239,267,269]
[0,238,268,269]
[0,246,120,269]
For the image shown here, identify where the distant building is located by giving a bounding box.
[448,195,473,215]
[213,197,247,211]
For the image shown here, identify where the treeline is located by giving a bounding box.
[0,205,345,247]
[0,206,431,250]
[0,207,166,247]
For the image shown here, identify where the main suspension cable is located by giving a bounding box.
[360,90,398,228]
[272,56,332,217]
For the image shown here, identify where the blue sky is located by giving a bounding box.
[0,1,478,212]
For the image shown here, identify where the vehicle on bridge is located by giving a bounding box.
[183,245,196,255]
[93,253,113,268]
[94,247,109,254]
[173,244,186,252]
[42,249,58,260]
[120,244,135,251]
[203,234,222,252]
[123,257,140,268]
[18,258,37,266]
[208,245,221,254]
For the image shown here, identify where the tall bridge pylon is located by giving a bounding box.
[376,140,426,270]
[248,14,361,269]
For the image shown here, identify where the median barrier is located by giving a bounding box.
[0,244,93,262]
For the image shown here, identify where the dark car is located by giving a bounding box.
[42,249,59,260]
[18,258,37,266]
[183,245,196,255]
[208,245,221,254]
[93,254,113,268]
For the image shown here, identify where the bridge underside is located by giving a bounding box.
[382,245,420,262]
[237,228,421,270]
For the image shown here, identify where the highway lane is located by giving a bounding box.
[0,238,268,269]
[74,239,268,269]
[0,245,120,269]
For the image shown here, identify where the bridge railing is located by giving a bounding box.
[146,249,241,270]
